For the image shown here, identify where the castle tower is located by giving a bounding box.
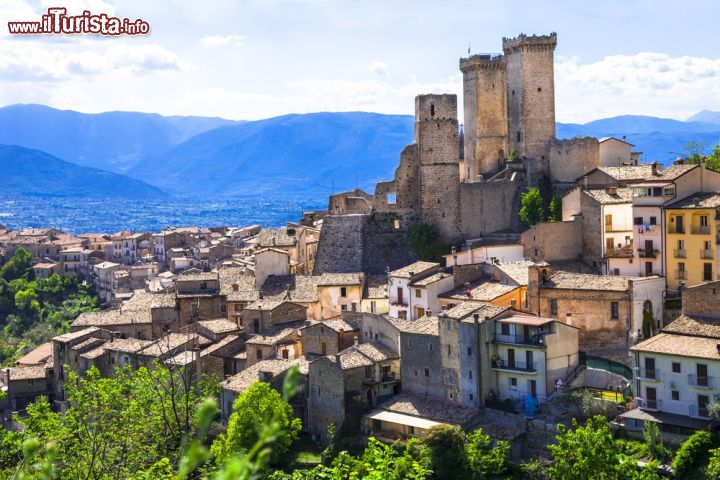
[459,54,509,180]
[415,94,462,240]
[503,33,557,169]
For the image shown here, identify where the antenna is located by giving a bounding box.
[468,41,471,55]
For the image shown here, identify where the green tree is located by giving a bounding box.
[519,187,544,227]
[672,429,720,479]
[685,140,708,164]
[211,381,301,466]
[0,248,32,283]
[423,424,466,479]
[548,194,562,222]
[643,421,669,462]
[406,223,450,263]
[464,428,509,479]
[707,447,720,479]
[642,300,654,339]
[548,416,660,480]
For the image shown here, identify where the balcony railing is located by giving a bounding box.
[688,374,713,388]
[676,270,687,280]
[668,226,685,234]
[638,249,659,259]
[636,397,662,411]
[673,249,686,259]
[692,225,711,235]
[494,333,547,347]
[701,249,714,259]
[635,225,659,234]
[492,359,538,373]
[635,367,661,380]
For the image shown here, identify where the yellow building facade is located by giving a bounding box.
[664,193,720,292]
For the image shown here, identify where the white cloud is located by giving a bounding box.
[556,52,720,123]
[200,34,245,47]
[369,60,388,76]
[0,41,190,81]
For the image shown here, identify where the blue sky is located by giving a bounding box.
[1,0,719,122]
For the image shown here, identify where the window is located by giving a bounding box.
[398,310,407,320]
[430,104,435,116]
[387,193,397,205]
[321,342,326,356]
[200,282,207,290]
[415,289,421,298]
[447,345,451,357]
[428,343,433,352]
[220,304,227,313]
[672,391,680,401]
[550,299,558,316]
[467,347,472,356]
[509,377,517,390]
[341,304,347,311]
[253,318,260,333]
[610,302,619,320]
[650,216,657,225]
[370,301,376,313]
[704,263,713,281]
[256,349,262,359]
[365,365,372,377]
[634,217,643,225]
[672,362,681,373]
[517,131,521,142]
[613,268,620,276]
[424,368,430,377]
[468,370,473,379]
[701,215,709,227]
[340,287,347,297]
[234,304,241,312]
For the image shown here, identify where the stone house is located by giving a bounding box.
[444,244,524,267]
[361,275,389,314]
[241,300,307,334]
[32,261,60,279]
[301,318,360,358]
[316,273,365,318]
[527,263,664,361]
[244,321,310,367]
[175,270,226,324]
[59,247,91,277]
[308,342,400,444]
[1,365,50,421]
[92,261,123,304]
[438,280,524,311]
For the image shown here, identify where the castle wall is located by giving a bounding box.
[313,215,365,274]
[521,220,582,262]
[548,138,600,184]
[328,189,374,215]
[459,180,522,238]
[460,55,509,179]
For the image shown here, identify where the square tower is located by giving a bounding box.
[503,33,557,167]
[415,94,462,240]
[460,54,509,179]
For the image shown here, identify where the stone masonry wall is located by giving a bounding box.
[548,137,600,184]
[682,280,720,317]
[459,180,522,237]
[521,220,582,262]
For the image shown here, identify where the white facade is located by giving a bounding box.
[407,274,454,319]
[445,244,524,267]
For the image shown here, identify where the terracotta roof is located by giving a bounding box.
[667,192,720,209]
[494,260,533,286]
[391,315,439,336]
[315,273,365,286]
[389,261,440,279]
[410,272,452,287]
[440,281,518,302]
[9,365,47,381]
[103,338,155,354]
[632,332,720,360]
[53,327,101,343]
[221,358,300,394]
[582,187,634,205]
[15,342,52,366]
[606,243,634,258]
[542,271,630,292]
[327,342,398,370]
[197,319,240,334]
[662,314,720,339]
[259,275,321,303]
[376,393,477,427]
[365,275,389,298]
[219,268,258,303]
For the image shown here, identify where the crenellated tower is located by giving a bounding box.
[502,33,557,172]
[459,54,509,180]
[415,94,462,240]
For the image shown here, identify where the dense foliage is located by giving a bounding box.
[547,194,562,223]
[519,187,544,227]
[406,223,450,263]
[671,429,720,479]
[686,141,720,172]
[0,248,99,366]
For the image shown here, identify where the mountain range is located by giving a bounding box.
[1,104,720,199]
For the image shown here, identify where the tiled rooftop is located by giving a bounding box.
[389,261,440,279]
[440,281,518,302]
[662,314,720,339]
[542,271,630,292]
[631,332,720,359]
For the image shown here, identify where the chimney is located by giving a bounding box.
[5,368,9,383]
[451,246,457,254]
[473,313,479,325]
[606,186,617,196]
[334,353,342,364]
[694,197,700,207]
[651,161,658,176]
[353,335,358,346]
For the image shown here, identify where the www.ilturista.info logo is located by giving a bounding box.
[8,8,150,35]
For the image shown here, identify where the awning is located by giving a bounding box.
[364,409,443,430]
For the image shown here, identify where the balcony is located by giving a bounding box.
[635,225,659,235]
[676,270,687,280]
[638,248,659,259]
[636,397,662,411]
[365,373,397,385]
[494,333,547,347]
[668,226,685,234]
[692,225,711,235]
[492,359,538,374]
[634,367,661,381]
[688,374,714,388]
[701,249,714,259]
[673,249,686,259]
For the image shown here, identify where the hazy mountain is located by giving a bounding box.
[687,110,720,125]
[127,112,415,196]
[0,104,237,173]
[0,145,166,198]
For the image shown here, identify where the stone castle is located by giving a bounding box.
[314,32,619,274]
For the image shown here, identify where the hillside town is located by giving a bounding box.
[3,31,720,468]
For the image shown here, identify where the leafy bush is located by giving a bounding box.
[672,429,720,479]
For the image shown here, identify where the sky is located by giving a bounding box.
[1,0,719,123]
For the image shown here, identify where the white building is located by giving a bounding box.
[388,261,441,320]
